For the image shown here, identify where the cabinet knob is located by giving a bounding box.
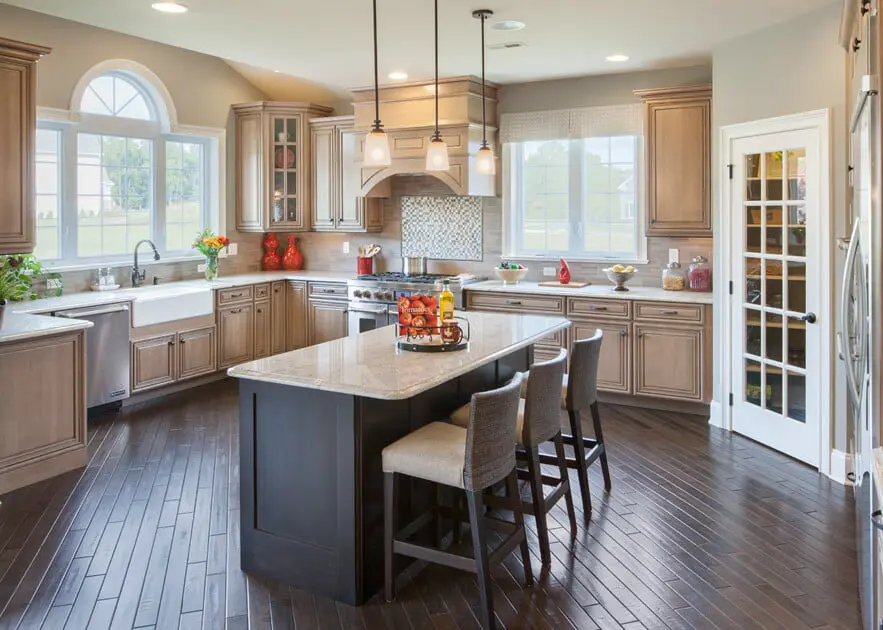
[168,340,175,346]
[620,329,627,337]
[650,219,657,224]
[257,308,263,313]
[637,332,644,339]
[180,339,186,344]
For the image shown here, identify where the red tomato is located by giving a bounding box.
[397,297,411,310]
[412,315,426,329]
[399,312,413,325]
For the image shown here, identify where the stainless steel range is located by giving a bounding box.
[346,272,481,336]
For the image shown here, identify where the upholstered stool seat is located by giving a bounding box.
[382,422,467,489]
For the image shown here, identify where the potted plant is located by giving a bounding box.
[0,255,54,328]
[193,229,230,282]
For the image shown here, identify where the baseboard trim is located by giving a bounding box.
[123,372,228,407]
[829,449,853,486]
[597,392,709,416]
[708,399,724,429]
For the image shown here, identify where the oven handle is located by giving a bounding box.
[349,305,390,315]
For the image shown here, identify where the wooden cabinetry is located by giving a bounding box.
[132,321,218,392]
[218,303,254,369]
[310,116,384,233]
[570,320,632,394]
[634,325,703,401]
[253,300,271,359]
[177,327,217,381]
[270,281,287,355]
[307,282,348,345]
[132,334,176,391]
[0,38,50,255]
[232,102,333,233]
[286,281,308,351]
[635,85,712,237]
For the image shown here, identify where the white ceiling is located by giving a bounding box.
[2,0,838,96]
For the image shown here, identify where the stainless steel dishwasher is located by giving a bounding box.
[55,303,131,408]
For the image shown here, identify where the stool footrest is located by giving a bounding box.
[539,442,605,470]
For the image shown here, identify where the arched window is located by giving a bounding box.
[34,62,222,266]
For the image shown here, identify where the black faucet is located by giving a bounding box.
[132,239,160,287]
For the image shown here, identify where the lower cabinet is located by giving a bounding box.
[133,326,217,392]
[254,299,271,359]
[634,324,703,401]
[178,327,217,381]
[308,298,348,345]
[218,304,254,369]
[570,320,632,394]
[270,281,287,355]
[286,281,308,351]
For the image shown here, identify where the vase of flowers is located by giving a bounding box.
[193,229,230,282]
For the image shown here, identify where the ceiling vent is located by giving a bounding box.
[488,41,527,50]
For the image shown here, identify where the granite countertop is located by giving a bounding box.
[465,280,714,305]
[0,312,93,344]
[228,312,570,400]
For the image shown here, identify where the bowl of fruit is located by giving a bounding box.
[495,262,528,285]
[603,265,637,292]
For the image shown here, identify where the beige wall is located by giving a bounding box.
[711,4,848,452]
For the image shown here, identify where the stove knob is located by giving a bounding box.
[384,291,394,301]
[354,290,365,298]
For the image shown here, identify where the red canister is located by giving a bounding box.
[357,257,374,276]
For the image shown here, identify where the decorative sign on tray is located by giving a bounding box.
[396,295,468,353]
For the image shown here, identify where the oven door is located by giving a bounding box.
[347,303,394,337]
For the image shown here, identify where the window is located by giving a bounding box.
[503,104,645,261]
[35,65,221,267]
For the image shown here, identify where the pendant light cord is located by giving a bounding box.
[433,0,439,139]
[373,0,380,130]
[480,11,487,148]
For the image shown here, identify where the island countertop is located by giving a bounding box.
[228,311,570,400]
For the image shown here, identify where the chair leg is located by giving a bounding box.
[506,470,533,587]
[453,493,462,544]
[384,472,397,603]
[591,402,612,492]
[554,432,577,536]
[466,490,495,630]
[568,409,592,520]
[435,483,444,548]
[526,447,551,566]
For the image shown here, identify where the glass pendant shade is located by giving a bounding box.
[364,128,391,167]
[426,137,450,171]
[475,144,496,175]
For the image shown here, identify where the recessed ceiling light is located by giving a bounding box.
[606,54,630,62]
[492,20,526,32]
[388,71,408,80]
[273,70,281,73]
[152,1,188,13]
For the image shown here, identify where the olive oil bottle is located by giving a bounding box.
[439,280,455,322]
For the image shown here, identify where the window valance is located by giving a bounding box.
[500,103,643,143]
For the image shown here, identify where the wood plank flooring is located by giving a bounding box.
[0,380,860,629]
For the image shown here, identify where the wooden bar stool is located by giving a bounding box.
[382,374,532,630]
[452,349,576,566]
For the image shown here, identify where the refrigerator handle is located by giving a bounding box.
[840,218,863,412]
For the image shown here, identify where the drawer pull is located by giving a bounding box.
[505,300,523,306]
[322,289,338,294]
[168,340,175,347]
[257,308,263,314]
[589,306,608,311]
[230,308,242,314]
[660,310,679,315]
[637,332,644,339]
[230,292,244,298]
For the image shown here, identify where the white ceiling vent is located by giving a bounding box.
[488,41,528,50]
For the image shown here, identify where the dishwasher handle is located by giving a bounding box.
[56,304,130,319]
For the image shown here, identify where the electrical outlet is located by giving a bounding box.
[228,242,238,256]
[46,278,63,291]
[543,267,557,277]
[197,263,206,272]
[343,241,350,254]
[668,248,679,264]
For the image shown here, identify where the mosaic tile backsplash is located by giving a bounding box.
[401,195,483,261]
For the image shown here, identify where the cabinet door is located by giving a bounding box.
[308,299,348,346]
[270,114,308,231]
[253,299,271,359]
[311,122,336,230]
[218,304,254,368]
[286,281,308,351]
[634,325,702,400]
[570,321,631,394]
[178,327,217,381]
[234,110,264,232]
[132,334,176,392]
[339,127,384,233]
[270,281,287,355]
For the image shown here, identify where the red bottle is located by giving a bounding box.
[282,235,304,271]
[261,232,281,271]
[558,258,571,284]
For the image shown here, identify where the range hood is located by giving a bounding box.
[350,76,498,197]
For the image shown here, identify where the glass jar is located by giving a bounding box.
[688,255,712,292]
[662,262,686,291]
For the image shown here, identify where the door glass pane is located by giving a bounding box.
[272,195,284,223]
[765,312,783,362]
[787,262,807,313]
[286,118,297,142]
[787,373,806,423]
[787,149,807,201]
[746,258,762,304]
[786,317,806,368]
[788,207,807,257]
[286,171,297,195]
[765,152,784,201]
[747,206,761,253]
[274,172,284,197]
[767,367,783,414]
[765,260,783,308]
[765,206,784,254]
[746,310,761,356]
[274,118,284,140]
[746,154,761,200]
[286,197,297,222]
[746,359,763,407]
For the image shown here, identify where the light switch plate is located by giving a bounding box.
[343,241,350,254]
[228,242,238,256]
[543,267,557,277]
[668,248,679,264]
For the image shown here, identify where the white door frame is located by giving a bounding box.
[717,109,833,477]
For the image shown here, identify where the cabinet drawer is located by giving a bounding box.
[217,286,254,306]
[634,302,704,324]
[537,327,567,349]
[567,297,630,319]
[253,283,270,299]
[467,292,565,315]
[308,282,348,299]
[533,345,563,365]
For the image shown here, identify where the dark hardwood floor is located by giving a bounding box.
[0,380,860,629]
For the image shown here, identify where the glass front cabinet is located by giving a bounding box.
[233,102,333,232]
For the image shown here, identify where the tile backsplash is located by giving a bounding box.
[401,196,483,261]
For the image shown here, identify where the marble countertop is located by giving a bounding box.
[0,312,93,344]
[465,280,714,305]
[228,312,570,400]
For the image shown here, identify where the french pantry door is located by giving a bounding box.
[728,118,828,467]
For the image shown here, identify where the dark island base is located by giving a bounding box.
[238,346,532,606]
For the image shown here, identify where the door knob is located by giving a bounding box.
[800,312,817,324]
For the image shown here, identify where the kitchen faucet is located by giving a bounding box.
[132,239,160,287]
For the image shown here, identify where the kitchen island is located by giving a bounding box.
[227,311,569,605]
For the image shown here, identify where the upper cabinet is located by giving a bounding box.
[635,85,712,237]
[232,102,333,233]
[310,116,385,233]
[0,38,50,255]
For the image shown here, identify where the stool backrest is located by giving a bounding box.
[522,348,568,447]
[463,373,524,492]
[566,330,603,411]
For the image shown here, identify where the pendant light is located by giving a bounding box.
[364,0,391,167]
[473,9,495,176]
[425,0,450,171]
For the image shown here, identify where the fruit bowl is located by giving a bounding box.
[495,267,528,285]
[603,267,637,292]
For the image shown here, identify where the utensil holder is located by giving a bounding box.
[357,257,374,275]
